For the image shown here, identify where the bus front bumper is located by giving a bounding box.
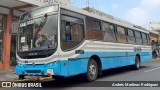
[16,63,61,76]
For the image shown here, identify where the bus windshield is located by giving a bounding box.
[18,12,58,52]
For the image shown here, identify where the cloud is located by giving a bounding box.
[141,0,160,9]
[125,0,160,25]
[125,7,149,25]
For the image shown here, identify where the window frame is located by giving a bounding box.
[60,14,85,51]
[116,25,127,43]
[102,22,117,42]
[116,26,126,35]
[141,32,148,45]
[60,8,151,46]
[126,29,136,44]
[102,22,116,33]
[94,19,102,31]
[86,16,103,41]
[135,31,142,38]
[127,29,134,37]
[142,33,147,39]
[135,31,143,45]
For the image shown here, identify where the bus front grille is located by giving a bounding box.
[26,70,41,74]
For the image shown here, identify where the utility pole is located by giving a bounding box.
[87,0,89,8]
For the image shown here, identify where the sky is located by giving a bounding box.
[70,0,160,27]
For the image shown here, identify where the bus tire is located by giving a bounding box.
[86,59,98,82]
[132,56,140,70]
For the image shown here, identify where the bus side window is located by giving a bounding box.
[86,17,103,40]
[135,31,143,45]
[142,33,148,45]
[127,29,135,44]
[102,22,116,42]
[116,26,127,43]
[61,15,85,51]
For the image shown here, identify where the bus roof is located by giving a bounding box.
[60,4,149,33]
[21,4,149,33]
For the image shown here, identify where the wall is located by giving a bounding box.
[0,7,9,14]
[150,33,159,50]
[0,6,22,70]
[19,0,70,6]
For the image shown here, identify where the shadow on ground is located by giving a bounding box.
[99,66,147,79]
[30,65,149,88]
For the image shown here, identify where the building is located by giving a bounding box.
[0,0,70,70]
[1,0,159,70]
[148,22,160,50]
[149,30,159,50]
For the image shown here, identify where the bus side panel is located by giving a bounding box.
[116,56,135,67]
[140,52,152,63]
[68,60,82,76]
[100,52,134,70]
[67,59,92,76]
[86,51,152,71]
[60,60,69,76]
[101,58,118,70]
[81,59,89,74]
[68,53,89,76]
[86,52,115,70]
[115,52,133,67]
[60,51,152,76]
[86,52,120,70]
[127,52,138,65]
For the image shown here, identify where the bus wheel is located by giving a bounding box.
[86,59,98,81]
[132,56,140,70]
[19,75,25,80]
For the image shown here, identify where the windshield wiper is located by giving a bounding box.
[34,14,48,37]
[33,14,48,46]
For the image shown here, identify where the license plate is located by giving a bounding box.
[47,69,54,75]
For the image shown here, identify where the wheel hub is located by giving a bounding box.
[89,64,96,76]
[137,60,140,68]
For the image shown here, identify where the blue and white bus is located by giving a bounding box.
[16,4,152,81]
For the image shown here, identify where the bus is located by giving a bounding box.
[16,4,152,81]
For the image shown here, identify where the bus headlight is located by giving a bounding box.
[17,63,24,67]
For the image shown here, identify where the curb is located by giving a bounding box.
[1,58,160,85]
[14,76,53,82]
[150,58,160,62]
